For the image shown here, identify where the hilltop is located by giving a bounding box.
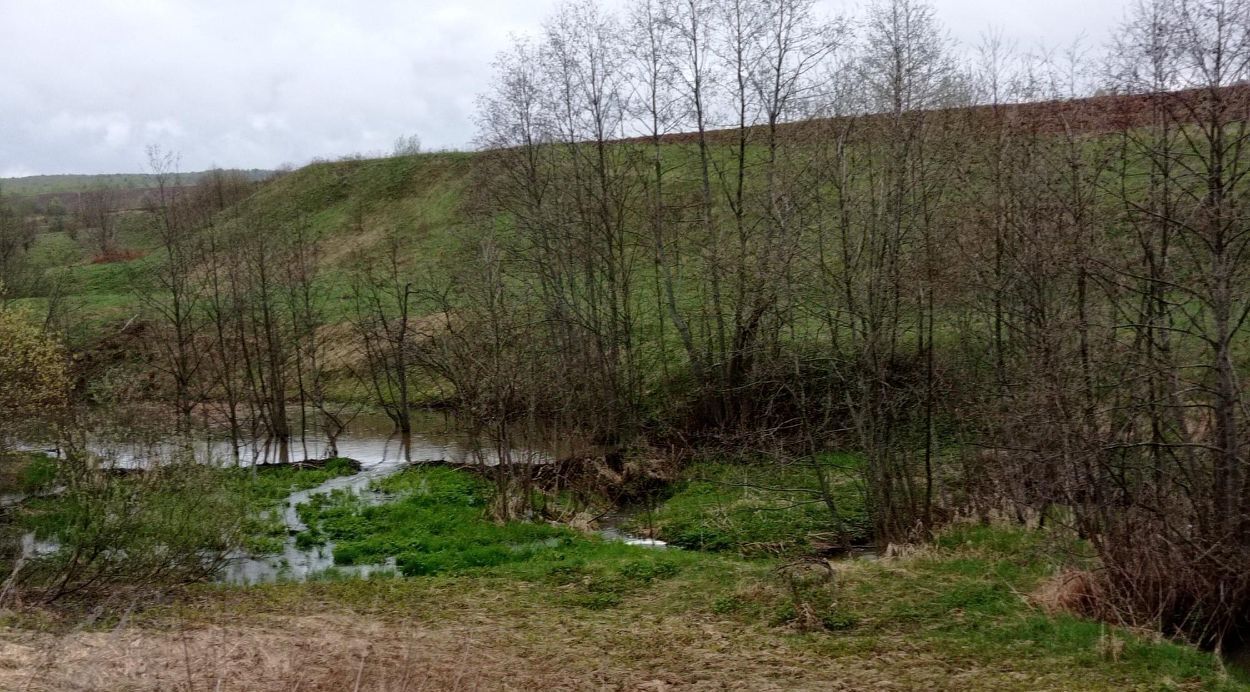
[1,170,277,197]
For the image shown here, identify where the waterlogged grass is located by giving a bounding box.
[283,466,1239,687]
[294,466,693,605]
[5,455,1242,686]
[4,456,1223,687]
[635,454,869,556]
[224,457,360,554]
[0,452,59,494]
[227,457,360,507]
[6,455,360,558]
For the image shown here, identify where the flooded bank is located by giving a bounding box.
[219,453,408,584]
[14,406,669,584]
[223,455,672,584]
[18,408,572,471]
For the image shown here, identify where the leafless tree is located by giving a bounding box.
[79,185,118,257]
[137,146,207,437]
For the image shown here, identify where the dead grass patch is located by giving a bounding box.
[0,594,924,691]
[1032,569,1107,619]
[0,614,576,691]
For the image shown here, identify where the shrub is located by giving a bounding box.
[18,453,58,492]
[20,455,250,601]
[0,303,68,430]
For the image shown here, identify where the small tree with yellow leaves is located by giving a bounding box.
[0,286,68,435]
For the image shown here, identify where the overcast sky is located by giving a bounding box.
[0,0,1128,177]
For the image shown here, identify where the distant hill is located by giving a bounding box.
[0,170,278,197]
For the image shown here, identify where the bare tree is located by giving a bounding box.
[79,185,118,258]
[137,146,207,437]
[349,227,417,439]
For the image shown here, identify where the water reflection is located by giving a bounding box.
[23,408,568,470]
[14,406,664,584]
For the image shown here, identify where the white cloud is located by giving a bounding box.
[46,112,134,149]
[0,0,1126,175]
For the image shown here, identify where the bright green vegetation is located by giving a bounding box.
[171,517,1243,690]
[244,463,1241,687]
[230,457,359,507]
[4,452,1243,687]
[634,454,869,555]
[10,460,254,590]
[817,525,1242,688]
[295,466,694,607]
[0,452,59,494]
[225,458,360,554]
[4,455,360,574]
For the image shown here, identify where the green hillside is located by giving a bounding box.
[11,153,468,340]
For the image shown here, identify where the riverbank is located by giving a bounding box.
[1,522,1241,690]
[2,442,1246,690]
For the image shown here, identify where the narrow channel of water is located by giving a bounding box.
[219,447,412,584]
[223,449,670,585]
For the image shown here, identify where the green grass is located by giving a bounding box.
[294,465,695,603]
[223,457,360,554]
[153,519,1246,690]
[7,455,360,558]
[228,457,360,507]
[9,455,1226,688]
[0,452,59,494]
[281,464,1242,688]
[634,454,869,556]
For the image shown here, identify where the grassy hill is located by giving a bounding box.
[11,153,466,340]
[13,87,1228,341]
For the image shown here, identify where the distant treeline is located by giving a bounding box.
[0,170,277,198]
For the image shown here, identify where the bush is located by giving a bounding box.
[19,454,58,492]
[18,455,251,601]
[0,303,68,429]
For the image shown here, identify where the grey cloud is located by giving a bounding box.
[0,0,1125,175]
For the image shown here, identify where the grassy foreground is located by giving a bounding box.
[0,462,1244,690]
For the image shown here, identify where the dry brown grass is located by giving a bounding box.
[0,603,959,691]
[1032,570,1106,619]
[316,312,453,375]
[0,542,1224,691]
[0,614,577,691]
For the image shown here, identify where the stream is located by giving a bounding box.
[221,432,669,584]
[219,432,433,585]
[15,409,666,584]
